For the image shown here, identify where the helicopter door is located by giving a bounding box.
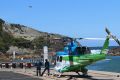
[82,46,87,54]
[76,47,82,55]
[76,46,87,55]
[81,46,91,54]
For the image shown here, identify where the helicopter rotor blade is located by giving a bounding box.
[105,27,120,46]
[81,38,106,40]
[105,27,111,35]
[111,35,120,45]
[76,38,114,40]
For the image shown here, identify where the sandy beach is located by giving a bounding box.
[0,68,120,80]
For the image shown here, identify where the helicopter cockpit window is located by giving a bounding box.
[60,56,62,62]
[57,56,59,62]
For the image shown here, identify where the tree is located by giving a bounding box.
[0,19,5,31]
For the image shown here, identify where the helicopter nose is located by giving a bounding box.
[54,62,63,72]
[54,66,61,72]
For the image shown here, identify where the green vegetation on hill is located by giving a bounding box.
[0,19,12,53]
[32,36,65,51]
[0,18,65,54]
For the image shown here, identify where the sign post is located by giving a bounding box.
[43,46,48,63]
[13,51,16,60]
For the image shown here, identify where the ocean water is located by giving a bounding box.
[87,56,120,73]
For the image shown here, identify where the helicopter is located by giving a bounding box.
[54,28,120,77]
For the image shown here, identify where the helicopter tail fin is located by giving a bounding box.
[101,27,120,54]
[100,35,110,54]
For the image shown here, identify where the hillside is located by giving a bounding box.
[0,18,67,55]
[2,21,64,41]
[109,47,120,56]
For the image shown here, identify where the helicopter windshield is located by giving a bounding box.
[56,56,63,62]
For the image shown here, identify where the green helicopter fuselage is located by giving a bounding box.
[54,36,109,73]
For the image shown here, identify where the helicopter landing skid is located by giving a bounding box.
[81,68,88,76]
[76,72,81,75]
[57,73,63,78]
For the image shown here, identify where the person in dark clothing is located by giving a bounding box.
[12,63,16,68]
[41,59,50,76]
[36,61,42,76]
[5,63,9,68]
[19,63,23,68]
[0,63,2,68]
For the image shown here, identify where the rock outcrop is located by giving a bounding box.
[108,47,120,56]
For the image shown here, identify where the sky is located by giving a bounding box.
[0,0,120,46]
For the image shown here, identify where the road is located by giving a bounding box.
[0,71,42,80]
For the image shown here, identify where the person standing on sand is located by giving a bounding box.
[36,61,42,76]
[0,63,2,68]
[41,59,50,76]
